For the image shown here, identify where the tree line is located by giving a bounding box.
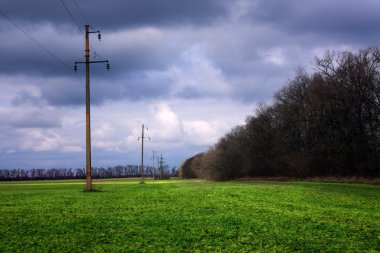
[180,47,380,180]
[0,165,177,181]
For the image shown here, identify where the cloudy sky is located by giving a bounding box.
[1,0,379,169]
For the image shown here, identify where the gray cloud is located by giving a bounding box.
[10,111,62,128]
[40,80,84,106]
[120,72,173,101]
[12,90,44,107]
[247,0,380,45]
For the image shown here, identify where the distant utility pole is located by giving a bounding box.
[138,124,150,184]
[152,150,156,180]
[159,154,164,179]
[74,25,110,192]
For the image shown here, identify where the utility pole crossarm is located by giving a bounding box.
[75,60,109,64]
[75,60,110,71]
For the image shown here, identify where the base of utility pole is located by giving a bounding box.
[85,176,92,191]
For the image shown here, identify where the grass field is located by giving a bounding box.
[0,178,379,252]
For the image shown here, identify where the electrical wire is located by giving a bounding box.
[59,0,83,34]
[72,0,89,25]
[0,8,72,71]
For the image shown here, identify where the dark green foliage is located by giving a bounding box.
[186,47,380,180]
[0,179,379,252]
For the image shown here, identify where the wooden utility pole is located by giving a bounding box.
[138,124,150,184]
[75,25,109,191]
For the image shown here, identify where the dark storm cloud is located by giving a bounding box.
[0,1,68,26]
[0,45,75,77]
[248,0,380,44]
[85,0,228,30]
[1,0,228,30]
[0,23,81,76]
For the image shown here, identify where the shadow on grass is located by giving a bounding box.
[82,186,107,193]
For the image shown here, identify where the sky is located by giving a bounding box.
[1,0,380,169]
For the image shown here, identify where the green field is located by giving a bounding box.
[0,179,379,252]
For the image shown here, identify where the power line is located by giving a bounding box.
[59,0,83,34]
[72,0,89,25]
[0,8,72,71]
